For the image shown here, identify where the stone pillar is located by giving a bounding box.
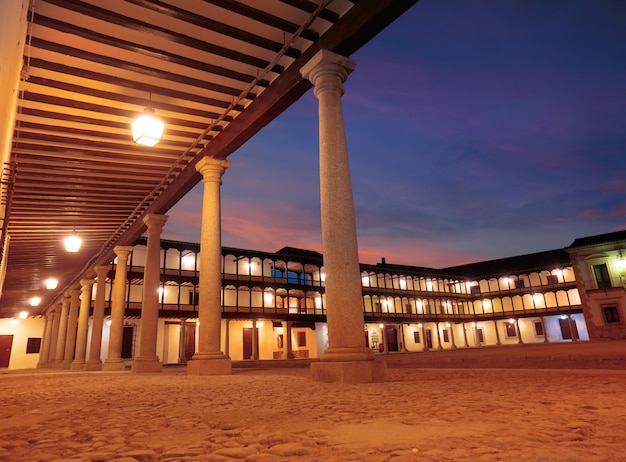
[52,296,70,368]
[494,320,502,346]
[449,323,457,349]
[47,303,61,368]
[71,279,94,370]
[132,214,168,373]
[178,319,187,364]
[399,324,408,352]
[37,310,54,368]
[301,49,385,383]
[380,325,389,355]
[224,319,230,358]
[435,322,443,350]
[462,323,469,348]
[61,288,81,369]
[284,321,294,359]
[187,157,232,375]
[103,246,132,371]
[515,319,524,345]
[85,266,109,370]
[420,324,429,352]
[251,320,258,361]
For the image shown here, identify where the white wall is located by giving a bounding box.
[0,317,44,369]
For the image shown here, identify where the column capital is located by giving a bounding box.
[196,156,230,184]
[113,245,133,259]
[300,49,356,96]
[95,265,109,279]
[69,288,81,299]
[80,278,94,288]
[143,213,168,230]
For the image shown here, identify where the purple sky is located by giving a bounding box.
[163,0,626,268]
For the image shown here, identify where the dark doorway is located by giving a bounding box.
[0,335,13,368]
[559,318,579,340]
[121,325,135,359]
[384,326,399,352]
[476,327,486,344]
[185,323,196,360]
[243,328,259,360]
[425,329,433,349]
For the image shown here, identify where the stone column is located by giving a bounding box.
[494,320,502,345]
[47,303,62,368]
[132,214,168,373]
[71,279,94,370]
[380,325,389,355]
[284,321,294,359]
[85,266,109,370]
[420,324,429,352]
[187,157,232,375]
[61,288,81,369]
[462,323,469,348]
[103,246,132,371]
[53,296,71,368]
[449,323,457,349]
[37,310,54,368]
[178,319,187,364]
[223,319,230,358]
[435,322,443,350]
[515,319,524,345]
[301,49,385,383]
[251,320,258,360]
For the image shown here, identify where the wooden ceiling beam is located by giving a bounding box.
[125,0,301,59]
[203,0,319,42]
[33,13,271,87]
[40,0,282,74]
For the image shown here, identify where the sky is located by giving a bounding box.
[162,0,626,268]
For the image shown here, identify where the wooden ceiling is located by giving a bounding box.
[0,0,417,317]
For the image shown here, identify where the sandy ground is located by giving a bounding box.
[1,341,625,462]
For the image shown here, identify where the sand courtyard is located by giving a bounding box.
[1,341,625,462]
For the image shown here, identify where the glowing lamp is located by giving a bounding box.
[19,311,28,319]
[29,297,41,307]
[64,234,82,252]
[45,278,58,289]
[132,107,164,146]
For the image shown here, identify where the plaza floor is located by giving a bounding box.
[1,341,625,461]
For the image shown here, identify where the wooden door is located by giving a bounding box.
[185,324,196,360]
[121,325,134,359]
[559,318,579,340]
[384,326,399,352]
[243,328,253,359]
[0,335,13,368]
[425,329,433,349]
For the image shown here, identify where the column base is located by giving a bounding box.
[83,361,102,371]
[70,361,85,371]
[310,359,387,383]
[187,354,231,376]
[102,360,127,371]
[50,360,64,369]
[60,361,72,370]
[131,356,163,373]
[311,347,387,383]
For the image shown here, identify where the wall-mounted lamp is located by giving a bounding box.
[132,103,164,147]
